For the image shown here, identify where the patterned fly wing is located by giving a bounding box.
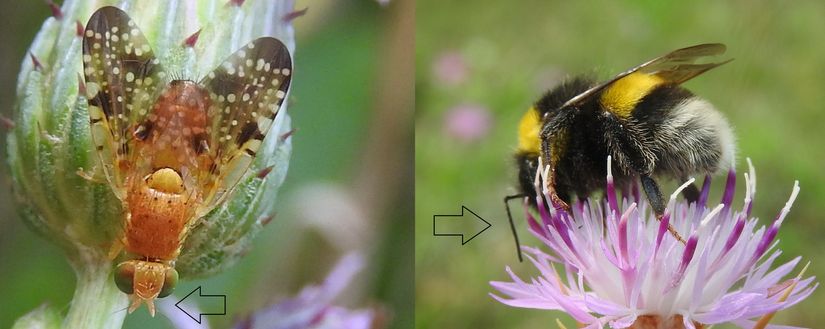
[196,37,293,215]
[83,6,166,198]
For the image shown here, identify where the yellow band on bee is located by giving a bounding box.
[599,72,665,118]
[517,107,541,154]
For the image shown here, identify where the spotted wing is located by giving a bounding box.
[562,43,731,108]
[196,37,293,214]
[83,6,166,197]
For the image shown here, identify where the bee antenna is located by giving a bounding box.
[503,194,526,262]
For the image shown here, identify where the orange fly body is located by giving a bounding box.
[81,6,293,315]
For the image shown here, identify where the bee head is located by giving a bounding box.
[515,153,540,206]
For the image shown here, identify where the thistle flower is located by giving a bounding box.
[7,1,296,327]
[490,157,817,329]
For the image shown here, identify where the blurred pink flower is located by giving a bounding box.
[161,254,376,329]
[443,104,492,143]
[432,51,468,87]
[234,253,375,329]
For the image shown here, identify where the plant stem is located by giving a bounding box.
[62,245,127,329]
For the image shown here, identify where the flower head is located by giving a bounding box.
[6,0,295,279]
[490,157,817,329]
[8,1,301,327]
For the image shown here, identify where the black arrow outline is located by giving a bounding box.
[175,286,227,324]
[433,205,491,245]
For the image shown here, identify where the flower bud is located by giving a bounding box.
[7,0,296,279]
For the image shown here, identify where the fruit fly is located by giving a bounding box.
[82,6,292,315]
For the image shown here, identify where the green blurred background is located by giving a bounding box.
[0,0,412,328]
[416,1,825,328]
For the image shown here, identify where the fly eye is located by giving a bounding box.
[114,262,136,294]
[157,267,179,298]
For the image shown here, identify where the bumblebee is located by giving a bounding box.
[506,44,735,260]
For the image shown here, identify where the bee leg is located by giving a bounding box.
[641,175,686,244]
[504,194,526,262]
[550,190,571,213]
[544,167,571,212]
[681,181,701,203]
[599,113,685,243]
[539,122,572,213]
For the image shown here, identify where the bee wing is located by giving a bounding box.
[83,6,167,198]
[562,43,730,108]
[639,43,732,84]
[195,37,293,216]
